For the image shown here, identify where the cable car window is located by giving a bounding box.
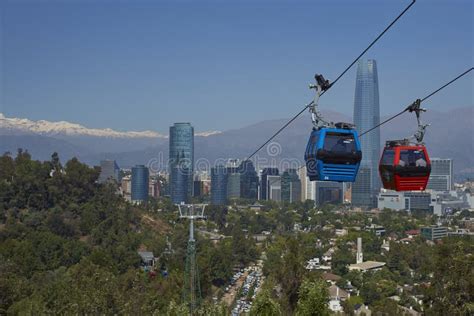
[323,133,356,153]
[399,150,410,167]
[399,149,426,167]
[414,150,427,167]
[380,150,395,166]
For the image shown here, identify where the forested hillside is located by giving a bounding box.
[0,150,472,315]
[0,150,244,314]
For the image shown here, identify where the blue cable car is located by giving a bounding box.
[304,123,362,182]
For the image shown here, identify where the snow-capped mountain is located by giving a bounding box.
[0,113,220,138]
[195,130,222,137]
[1,108,472,178]
[0,113,164,138]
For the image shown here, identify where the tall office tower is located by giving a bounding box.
[281,169,301,203]
[298,166,316,202]
[352,59,381,208]
[211,165,228,205]
[226,159,241,200]
[169,123,194,204]
[98,160,120,183]
[427,158,454,192]
[260,168,279,200]
[239,160,259,200]
[227,173,241,200]
[131,165,149,203]
[352,168,371,207]
[315,181,343,207]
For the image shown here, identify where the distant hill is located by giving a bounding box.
[1,108,472,176]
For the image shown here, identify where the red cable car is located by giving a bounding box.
[379,140,431,191]
[379,99,431,191]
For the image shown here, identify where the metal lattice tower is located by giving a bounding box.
[177,203,207,315]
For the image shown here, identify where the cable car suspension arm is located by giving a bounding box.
[308,74,333,129]
[406,99,429,144]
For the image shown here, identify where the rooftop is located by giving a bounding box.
[348,260,386,271]
[138,251,154,261]
[328,285,349,300]
[322,272,342,282]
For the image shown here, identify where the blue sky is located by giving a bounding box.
[1,0,472,133]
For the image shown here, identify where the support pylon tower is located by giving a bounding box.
[177,203,206,315]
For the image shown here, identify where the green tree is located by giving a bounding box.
[295,278,330,316]
[371,298,407,316]
[425,237,474,315]
[342,295,364,315]
[250,289,282,316]
[166,300,188,316]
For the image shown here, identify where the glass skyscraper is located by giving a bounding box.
[227,173,241,199]
[211,165,228,205]
[281,169,301,203]
[169,123,194,204]
[226,159,241,200]
[131,165,149,203]
[352,59,381,208]
[238,160,258,200]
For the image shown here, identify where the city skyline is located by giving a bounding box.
[1,1,472,133]
[0,1,472,315]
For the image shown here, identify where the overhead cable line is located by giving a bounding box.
[358,67,473,137]
[245,0,416,160]
[287,67,473,173]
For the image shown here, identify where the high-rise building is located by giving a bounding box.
[193,180,202,197]
[193,171,209,198]
[352,167,372,207]
[427,158,454,192]
[131,165,149,203]
[281,169,301,203]
[268,175,281,201]
[121,174,132,201]
[148,178,161,198]
[315,181,343,206]
[98,160,120,183]
[352,59,381,208]
[169,123,194,204]
[226,159,241,200]
[239,160,259,200]
[260,168,279,200]
[211,165,228,205]
[227,173,241,200]
[298,166,316,202]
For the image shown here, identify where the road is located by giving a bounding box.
[222,271,249,306]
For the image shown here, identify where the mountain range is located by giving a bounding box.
[1,108,473,177]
